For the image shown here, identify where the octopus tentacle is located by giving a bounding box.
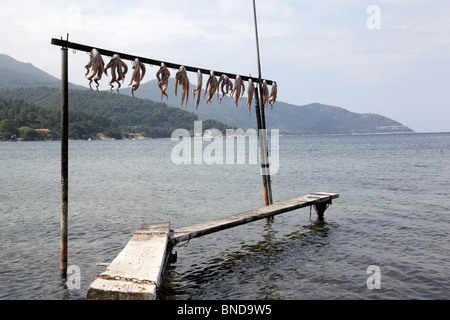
[156,63,171,101]
[268,82,278,109]
[128,58,146,98]
[104,54,128,92]
[218,74,233,103]
[204,71,218,104]
[175,66,189,108]
[118,60,128,85]
[192,70,203,110]
[84,48,105,91]
[262,80,269,108]
[85,62,92,76]
[247,79,255,119]
[232,75,245,108]
[109,69,118,90]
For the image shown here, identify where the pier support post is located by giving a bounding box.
[313,195,333,220]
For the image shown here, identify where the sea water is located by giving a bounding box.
[0,133,449,299]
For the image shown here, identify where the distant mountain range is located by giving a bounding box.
[0,53,414,135]
[0,54,85,90]
[129,78,414,135]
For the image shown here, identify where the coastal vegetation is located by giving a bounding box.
[0,98,122,140]
[0,87,235,141]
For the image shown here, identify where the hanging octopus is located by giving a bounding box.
[204,70,218,104]
[128,58,146,98]
[192,70,203,110]
[268,81,278,109]
[85,48,105,91]
[262,80,270,108]
[218,74,233,103]
[104,54,128,92]
[175,66,189,108]
[231,75,245,108]
[247,79,255,119]
[156,63,170,101]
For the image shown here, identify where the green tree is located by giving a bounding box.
[18,126,39,141]
[0,119,17,138]
[106,125,123,140]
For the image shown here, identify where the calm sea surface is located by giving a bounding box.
[0,133,449,300]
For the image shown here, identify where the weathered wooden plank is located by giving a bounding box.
[172,192,338,244]
[86,222,171,300]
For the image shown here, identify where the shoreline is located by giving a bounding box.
[2,131,450,143]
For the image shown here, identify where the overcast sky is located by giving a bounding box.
[0,0,449,132]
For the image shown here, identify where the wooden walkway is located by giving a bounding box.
[86,192,338,300]
[86,223,171,300]
[172,192,338,244]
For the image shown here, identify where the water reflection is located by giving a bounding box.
[159,217,339,300]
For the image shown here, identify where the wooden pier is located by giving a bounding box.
[86,192,338,300]
[86,223,172,300]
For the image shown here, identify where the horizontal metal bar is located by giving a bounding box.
[51,38,274,85]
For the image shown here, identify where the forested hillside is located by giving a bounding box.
[0,86,235,139]
[0,98,121,140]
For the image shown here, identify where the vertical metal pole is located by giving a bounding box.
[258,85,273,205]
[60,45,69,278]
[253,88,269,205]
[252,0,273,206]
